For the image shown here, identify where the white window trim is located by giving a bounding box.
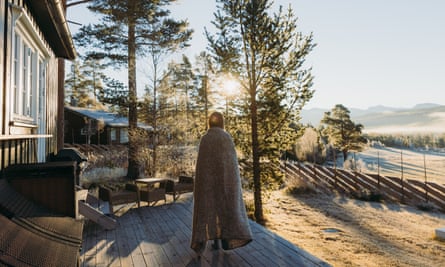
[9,4,50,127]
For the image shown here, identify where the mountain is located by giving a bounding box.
[300,103,445,133]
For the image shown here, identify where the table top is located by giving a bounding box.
[135,177,173,184]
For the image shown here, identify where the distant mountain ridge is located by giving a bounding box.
[300,103,445,133]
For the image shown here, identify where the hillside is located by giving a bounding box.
[300,103,445,133]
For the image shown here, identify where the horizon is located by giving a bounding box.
[66,0,445,110]
[303,102,445,111]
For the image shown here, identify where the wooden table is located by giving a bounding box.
[135,177,171,185]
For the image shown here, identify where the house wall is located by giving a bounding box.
[0,0,62,171]
[1,0,5,129]
[64,110,127,145]
[64,109,87,144]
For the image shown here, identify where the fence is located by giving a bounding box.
[282,161,445,211]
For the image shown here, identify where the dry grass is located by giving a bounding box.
[264,188,445,267]
[355,147,445,184]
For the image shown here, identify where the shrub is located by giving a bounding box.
[417,201,437,212]
[285,178,317,195]
[351,189,383,202]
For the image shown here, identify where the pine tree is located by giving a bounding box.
[81,59,106,106]
[191,52,217,138]
[74,0,192,179]
[207,0,315,222]
[320,104,366,161]
[100,77,129,116]
[65,60,99,108]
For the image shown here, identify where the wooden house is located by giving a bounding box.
[65,105,153,145]
[0,1,86,266]
[0,0,75,169]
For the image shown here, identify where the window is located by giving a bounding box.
[110,128,117,142]
[12,31,39,122]
[120,129,129,143]
[10,6,50,126]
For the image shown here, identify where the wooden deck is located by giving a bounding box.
[80,193,331,267]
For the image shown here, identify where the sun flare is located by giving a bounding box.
[213,75,240,112]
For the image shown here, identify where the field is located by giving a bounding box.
[262,189,445,267]
[261,146,445,266]
[354,146,445,184]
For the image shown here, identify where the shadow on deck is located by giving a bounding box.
[80,193,331,267]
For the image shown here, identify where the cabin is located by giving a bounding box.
[64,105,154,145]
[0,0,75,168]
[0,1,84,266]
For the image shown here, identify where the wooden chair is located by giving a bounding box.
[98,183,140,214]
[138,180,167,206]
[165,175,194,201]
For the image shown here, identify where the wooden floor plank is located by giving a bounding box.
[80,193,331,267]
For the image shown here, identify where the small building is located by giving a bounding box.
[64,106,153,145]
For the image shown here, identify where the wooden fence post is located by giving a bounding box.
[400,149,405,202]
[424,152,428,203]
[377,151,381,189]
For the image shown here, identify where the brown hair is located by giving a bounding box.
[208,111,224,129]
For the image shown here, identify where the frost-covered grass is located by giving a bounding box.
[353,146,445,184]
[80,167,127,187]
[73,144,198,188]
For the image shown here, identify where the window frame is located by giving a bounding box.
[10,5,50,127]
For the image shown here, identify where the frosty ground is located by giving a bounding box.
[262,189,445,267]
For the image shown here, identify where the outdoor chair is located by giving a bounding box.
[98,183,140,214]
[138,180,167,205]
[165,175,194,201]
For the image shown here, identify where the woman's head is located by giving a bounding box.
[208,111,224,129]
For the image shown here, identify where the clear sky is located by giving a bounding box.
[67,0,445,110]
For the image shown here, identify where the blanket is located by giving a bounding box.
[191,127,252,252]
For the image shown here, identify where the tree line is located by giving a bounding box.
[365,133,445,151]
[66,0,380,223]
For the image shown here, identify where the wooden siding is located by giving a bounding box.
[0,0,63,171]
[46,55,59,154]
[64,109,131,145]
[0,0,4,128]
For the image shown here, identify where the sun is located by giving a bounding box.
[214,75,240,112]
[222,78,239,97]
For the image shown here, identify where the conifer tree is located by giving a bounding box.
[207,0,315,222]
[74,0,192,179]
[320,104,366,161]
[65,60,101,108]
[193,52,216,134]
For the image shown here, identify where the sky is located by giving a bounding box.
[66,0,445,110]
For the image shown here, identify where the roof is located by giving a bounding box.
[27,1,76,59]
[65,106,153,130]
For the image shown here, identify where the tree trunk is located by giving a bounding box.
[126,5,140,179]
[250,72,264,223]
[251,102,264,223]
[343,150,348,162]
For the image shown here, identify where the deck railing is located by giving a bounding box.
[0,134,51,172]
